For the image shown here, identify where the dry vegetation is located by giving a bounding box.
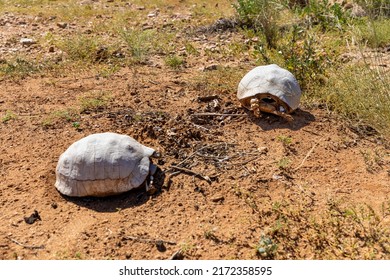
[0,0,389,260]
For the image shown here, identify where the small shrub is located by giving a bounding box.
[300,0,351,31]
[119,28,155,63]
[1,110,17,123]
[164,55,185,69]
[358,19,390,48]
[0,58,43,77]
[79,91,112,113]
[42,109,79,128]
[355,0,390,18]
[233,0,282,48]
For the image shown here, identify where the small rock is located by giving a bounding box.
[20,38,36,46]
[48,46,55,53]
[57,22,68,28]
[211,195,224,203]
[203,64,219,71]
[24,210,41,224]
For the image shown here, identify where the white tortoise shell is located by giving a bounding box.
[55,132,156,197]
[237,64,302,113]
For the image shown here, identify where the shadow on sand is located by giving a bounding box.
[246,108,316,131]
[59,168,165,212]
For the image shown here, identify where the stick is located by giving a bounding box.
[170,165,211,183]
[124,236,176,245]
[7,237,45,250]
[294,138,323,171]
[191,113,246,117]
[197,95,219,102]
[169,249,184,260]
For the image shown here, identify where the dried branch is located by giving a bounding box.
[124,236,176,245]
[294,138,323,171]
[191,113,246,117]
[170,165,211,183]
[7,237,45,250]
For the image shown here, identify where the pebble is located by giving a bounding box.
[20,38,36,46]
[211,195,224,203]
[57,22,68,29]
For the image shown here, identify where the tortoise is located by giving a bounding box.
[55,132,158,197]
[237,64,302,121]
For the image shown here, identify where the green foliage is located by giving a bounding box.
[55,34,114,64]
[164,55,185,69]
[42,109,80,128]
[119,29,156,63]
[1,110,17,123]
[358,19,390,48]
[0,58,43,77]
[355,0,390,18]
[233,0,282,48]
[256,235,278,258]
[318,63,390,138]
[78,91,112,113]
[300,0,351,31]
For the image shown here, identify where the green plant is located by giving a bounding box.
[357,19,390,48]
[300,0,351,31]
[79,91,112,113]
[0,58,43,77]
[320,62,390,138]
[256,235,278,258]
[119,29,157,63]
[42,109,79,128]
[233,0,282,48]
[1,110,17,123]
[355,0,390,18]
[277,135,292,145]
[277,157,291,169]
[164,55,185,69]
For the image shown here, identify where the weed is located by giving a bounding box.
[277,135,292,146]
[357,19,390,48]
[355,0,390,18]
[42,109,79,128]
[360,149,386,173]
[185,43,200,56]
[233,0,282,48]
[300,0,351,31]
[256,235,278,258]
[0,58,44,77]
[79,91,112,113]
[192,66,245,95]
[55,34,115,64]
[74,252,83,260]
[277,157,291,169]
[164,55,185,70]
[319,62,390,138]
[1,110,17,123]
[119,28,174,64]
[119,28,156,63]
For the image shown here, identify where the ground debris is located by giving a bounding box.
[24,210,41,225]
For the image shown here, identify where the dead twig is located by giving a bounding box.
[169,249,184,260]
[124,236,176,245]
[170,165,211,183]
[7,237,45,250]
[191,113,246,117]
[294,138,323,171]
[197,95,219,102]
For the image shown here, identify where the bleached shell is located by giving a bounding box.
[55,132,155,197]
[237,64,302,112]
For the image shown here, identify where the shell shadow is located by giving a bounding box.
[60,167,165,212]
[247,108,315,131]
